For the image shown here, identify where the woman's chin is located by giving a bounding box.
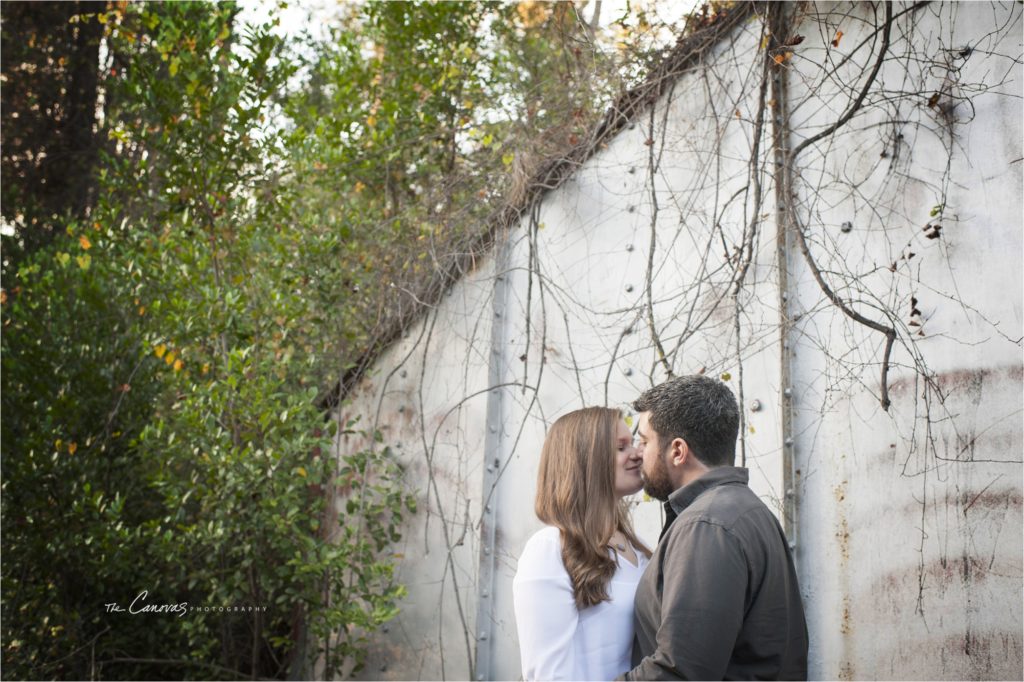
[618,482,644,498]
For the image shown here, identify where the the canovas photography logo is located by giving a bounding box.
[105,590,268,618]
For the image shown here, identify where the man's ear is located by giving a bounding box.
[669,437,689,467]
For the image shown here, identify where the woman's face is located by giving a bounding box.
[613,418,643,498]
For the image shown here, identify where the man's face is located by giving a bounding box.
[637,412,675,501]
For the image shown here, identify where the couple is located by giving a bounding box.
[512,375,809,680]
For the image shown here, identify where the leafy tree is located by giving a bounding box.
[1,1,105,261]
[4,3,413,679]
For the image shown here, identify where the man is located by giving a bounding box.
[622,375,808,680]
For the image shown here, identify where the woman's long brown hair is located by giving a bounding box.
[534,407,651,609]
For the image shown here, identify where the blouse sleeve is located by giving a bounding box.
[512,528,579,681]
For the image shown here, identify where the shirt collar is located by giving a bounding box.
[667,466,749,515]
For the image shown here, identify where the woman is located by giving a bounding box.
[513,407,651,681]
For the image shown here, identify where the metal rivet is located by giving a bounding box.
[488,425,496,434]
[788,540,796,550]
[481,590,489,598]
[479,632,488,641]
[624,368,633,377]
[400,369,407,378]
[494,458,500,468]
[484,548,491,556]
[628,205,636,213]
[398,405,405,413]
[485,504,492,513]
[784,387,792,397]
[750,399,762,412]
[785,488,794,498]
[841,221,853,233]
[626,244,634,252]
[625,284,634,293]
[495,311,502,318]
[781,292,788,300]
[784,437,794,447]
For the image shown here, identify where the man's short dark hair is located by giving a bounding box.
[632,374,739,468]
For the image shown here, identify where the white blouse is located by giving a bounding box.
[512,526,648,681]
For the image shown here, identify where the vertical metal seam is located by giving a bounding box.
[474,229,511,681]
[769,0,798,547]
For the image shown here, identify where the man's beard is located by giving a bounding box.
[641,444,675,501]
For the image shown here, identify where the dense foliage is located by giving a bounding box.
[2,0,675,678]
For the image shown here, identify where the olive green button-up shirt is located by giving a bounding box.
[623,467,808,680]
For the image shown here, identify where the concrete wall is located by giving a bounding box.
[339,3,1022,679]
[785,3,1024,678]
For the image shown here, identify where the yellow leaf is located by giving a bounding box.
[760,34,769,50]
[354,181,366,194]
[55,439,63,450]
[79,234,92,250]
[297,466,307,478]
[164,351,176,366]
[68,442,78,455]
[75,254,91,270]
[749,425,756,434]
[624,414,634,428]
[154,344,167,359]
[138,306,146,316]
[201,363,210,375]
[173,358,183,372]
[169,56,180,77]
[516,1,551,28]
[366,114,376,128]
[642,492,652,503]
[721,371,732,381]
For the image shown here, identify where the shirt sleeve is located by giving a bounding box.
[624,518,747,680]
[512,529,579,681]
